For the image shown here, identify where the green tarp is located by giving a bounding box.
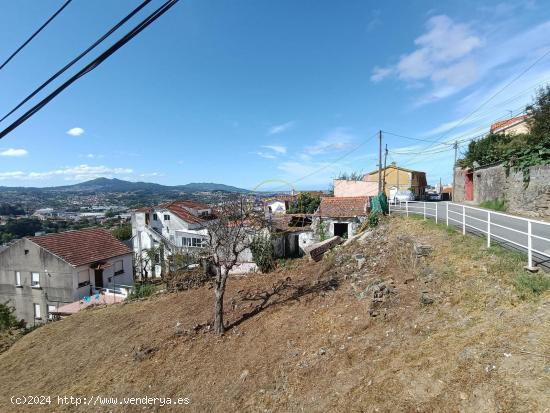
[370,192,389,215]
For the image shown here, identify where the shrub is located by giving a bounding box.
[368,212,380,228]
[112,224,132,241]
[251,233,275,273]
[513,273,550,299]
[126,283,155,301]
[479,199,506,212]
[0,302,22,331]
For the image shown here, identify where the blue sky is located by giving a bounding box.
[0,0,549,190]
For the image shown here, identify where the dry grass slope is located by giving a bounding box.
[0,216,548,412]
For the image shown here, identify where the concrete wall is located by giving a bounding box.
[333,180,378,197]
[454,164,550,218]
[0,239,74,325]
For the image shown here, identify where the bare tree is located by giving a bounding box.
[206,196,266,334]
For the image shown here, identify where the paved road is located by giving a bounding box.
[390,201,550,270]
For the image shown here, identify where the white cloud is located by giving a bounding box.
[67,127,85,136]
[256,151,277,159]
[262,145,287,154]
[0,164,133,181]
[304,128,354,155]
[139,172,164,178]
[371,15,483,102]
[0,148,28,157]
[268,121,295,135]
[370,66,394,82]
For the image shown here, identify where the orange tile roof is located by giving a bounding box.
[490,115,527,133]
[317,197,369,218]
[159,200,214,224]
[28,228,132,267]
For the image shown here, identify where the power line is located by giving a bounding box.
[423,47,550,150]
[0,0,72,71]
[0,0,179,141]
[382,130,454,145]
[0,0,153,124]
[292,131,379,185]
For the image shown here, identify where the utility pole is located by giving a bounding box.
[452,140,458,201]
[378,130,383,194]
[382,144,388,194]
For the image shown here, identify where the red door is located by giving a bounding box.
[465,172,474,201]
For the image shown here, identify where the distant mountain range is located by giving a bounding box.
[0,178,249,194]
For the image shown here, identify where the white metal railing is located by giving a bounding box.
[389,200,550,269]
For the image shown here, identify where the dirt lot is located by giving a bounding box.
[0,216,549,412]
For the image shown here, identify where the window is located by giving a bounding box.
[114,260,124,275]
[15,271,21,286]
[31,272,40,287]
[164,214,170,221]
[182,237,205,247]
[153,213,158,221]
[48,305,56,320]
[34,303,41,319]
[77,270,90,288]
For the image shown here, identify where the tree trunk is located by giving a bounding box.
[213,269,228,334]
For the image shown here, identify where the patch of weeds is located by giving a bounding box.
[441,265,457,280]
[479,199,506,212]
[513,273,550,299]
[126,283,156,301]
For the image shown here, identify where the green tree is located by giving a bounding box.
[287,193,321,214]
[112,224,132,241]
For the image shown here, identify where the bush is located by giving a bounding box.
[251,233,275,273]
[112,224,132,241]
[0,302,22,331]
[126,283,155,301]
[513,273,550,299]
[368,212,380,228]
[479,199,506,212]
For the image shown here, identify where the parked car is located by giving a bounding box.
[393,189,415,202]
[426,193,441,201]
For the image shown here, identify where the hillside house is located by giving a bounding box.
[313,197,369,239]
[364,163,427,199]
[265,195,296,215]
[0,228,133,325]
[131,200,216,277]
[490,115,530,135]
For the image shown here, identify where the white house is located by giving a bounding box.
[131,200,216,276]
[0,228,134,324]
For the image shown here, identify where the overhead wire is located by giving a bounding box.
[0,0,153,124]
[0,0,179,141]
[0,0,72,71]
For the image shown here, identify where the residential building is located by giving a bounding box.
[131,200,216,276]
[333,179,378,198]
[364,162,427,199]
[264,195,296,215]
[0,228,133,325]
[490,115,530,135]
[313,197,369,238]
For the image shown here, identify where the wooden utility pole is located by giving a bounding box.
[452,140,458,201]
[382,144,388,194]
[378,130,383,193]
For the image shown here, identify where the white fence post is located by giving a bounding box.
[462,205,466,235]
[406,201,409,217]
[446,203,449,226]
[435,202,438,224]
[423,202,426,220]
[527,221,533,269]
[487,212,491,248]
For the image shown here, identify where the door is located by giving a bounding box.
[94,269,104,288]
[333,223,348,238]
[465,172,474,201]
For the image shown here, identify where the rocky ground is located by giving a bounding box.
[0,215,548,412]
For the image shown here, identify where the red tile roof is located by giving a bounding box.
[490,115,528,133]
[317,197,369,218]
[159,200,214,224]
[28,228,132,267]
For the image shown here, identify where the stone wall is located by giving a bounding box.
[454,164,550,218]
